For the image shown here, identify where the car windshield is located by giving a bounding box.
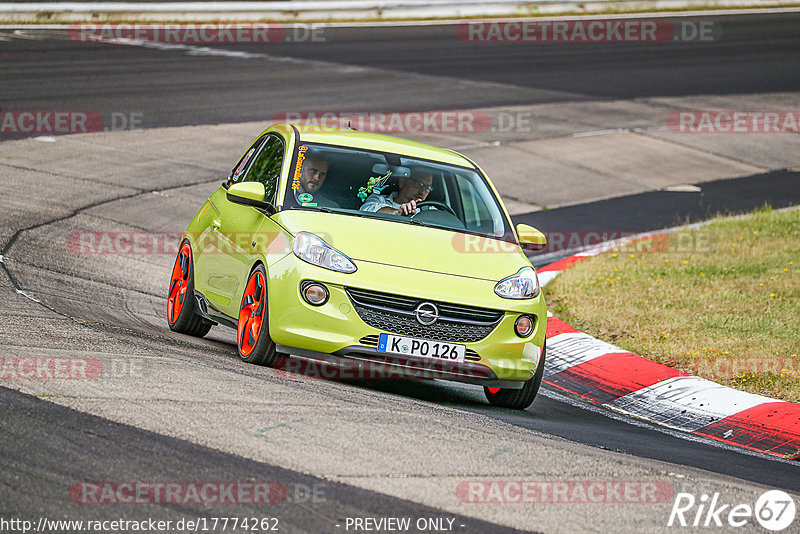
[284,142,513,241]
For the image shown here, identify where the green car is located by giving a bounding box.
[167,124,548,409]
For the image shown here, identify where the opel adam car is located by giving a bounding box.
[167,124,548,409]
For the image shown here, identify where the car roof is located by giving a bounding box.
[276,124,474,168]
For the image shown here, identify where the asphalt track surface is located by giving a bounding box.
[2,11,800,533]
[2,13,800,131]
[0,387,526,534]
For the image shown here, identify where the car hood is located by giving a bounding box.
[273,210,530,282]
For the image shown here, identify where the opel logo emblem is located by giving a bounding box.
[414,302,439,326]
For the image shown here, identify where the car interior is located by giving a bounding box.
[287,146,503,237]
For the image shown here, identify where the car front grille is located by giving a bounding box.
[346,288,502,343]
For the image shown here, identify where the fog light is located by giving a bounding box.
[514,315,534,338]
[301,281,329,306]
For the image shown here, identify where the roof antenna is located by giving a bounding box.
[347,120,357,131]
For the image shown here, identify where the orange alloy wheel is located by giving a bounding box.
[238,269,267,357]
[167,242,192,324]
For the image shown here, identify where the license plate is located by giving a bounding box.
[377,333,465,363]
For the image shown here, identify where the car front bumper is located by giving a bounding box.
[267,255,546,384]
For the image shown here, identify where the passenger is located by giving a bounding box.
[360,167,434,216]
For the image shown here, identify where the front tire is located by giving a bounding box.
[167,241,212,337]
[237,264,279,366]
[484,342,546,410]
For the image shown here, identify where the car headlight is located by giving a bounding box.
[292,232,357,273]
[494,266,540,299]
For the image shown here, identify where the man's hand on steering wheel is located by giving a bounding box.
[411,200,457,217]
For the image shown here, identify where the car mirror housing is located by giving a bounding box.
[227,182,277,215]
[516,224,547,252]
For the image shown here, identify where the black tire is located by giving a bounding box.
[167,241,212,337]
[237,264,279,366]
[484,342,546,410]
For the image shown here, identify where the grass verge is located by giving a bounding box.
[545,206,800,402]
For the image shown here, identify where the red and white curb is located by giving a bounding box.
[538,235,800,461]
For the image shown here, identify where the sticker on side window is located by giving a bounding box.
[292,145,308,190]
[233,148,255,178]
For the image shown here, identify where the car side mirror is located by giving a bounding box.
[516,224,547,252]
[226,182,277,215]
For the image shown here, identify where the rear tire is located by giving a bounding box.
[167,241,212,337]
[237,264,279,367]
[484,342,546,410]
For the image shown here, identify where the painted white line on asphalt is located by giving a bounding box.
[572,128,631,137]
[449,140,501,150]
[95,36,267,58]
[572,125,677,137]
[66,34,535,93]
[662,184,702,192]
[15,289,41,303]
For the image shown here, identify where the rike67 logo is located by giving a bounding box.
[668,490,796,531]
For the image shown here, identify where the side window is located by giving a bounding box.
[456,175,494,232]
[456,175,480,228]
[242,135,284,202]
[230,135,266,183]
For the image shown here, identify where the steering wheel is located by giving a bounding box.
[412,201,457,217]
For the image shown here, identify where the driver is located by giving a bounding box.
[360,166,434,216]
[295,152,339,208]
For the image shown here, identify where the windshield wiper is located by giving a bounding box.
[327,207,370,217]
[296,205,372,218]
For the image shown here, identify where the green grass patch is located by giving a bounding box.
[545,207,800,402]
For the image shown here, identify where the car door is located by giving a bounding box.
[201,133,286,318]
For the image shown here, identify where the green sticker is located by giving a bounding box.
[298,193,313,202]
[301,202,318,207]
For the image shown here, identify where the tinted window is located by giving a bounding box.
[230,135,265,182]
[243,135,284,202]
[283,142,512,241]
